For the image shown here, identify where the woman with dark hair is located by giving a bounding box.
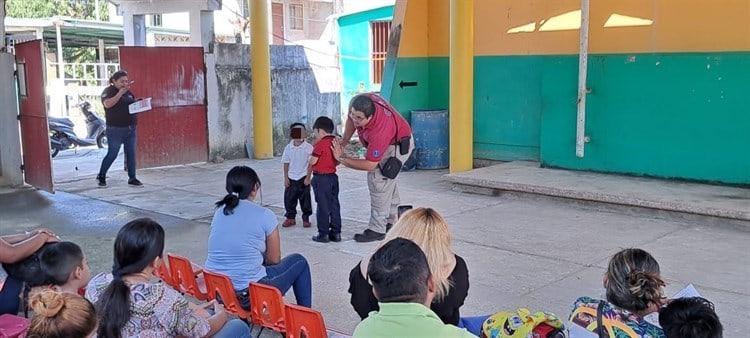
[568,248,666,338]
[96,69,142,188]
[205,166,312,309]
[86,218,250,338]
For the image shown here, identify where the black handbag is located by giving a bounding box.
[379,154,403,179]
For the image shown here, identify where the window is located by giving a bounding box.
[151,14,163,27]
[289,3,304,30]
[370,20,391,85]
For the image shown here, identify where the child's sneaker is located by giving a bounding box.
[302,220,312,228]
[282,219,296,227]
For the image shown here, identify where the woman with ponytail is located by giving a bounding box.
[27,291,97,338]
[85,218,250,338]
[568,248,666,338]
[204,166,312,310]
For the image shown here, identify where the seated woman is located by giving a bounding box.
[27,290,97,338]
[204,166,312,309]
[86,218,250,338]
[349,207,471,327]
[568,248,666,338]
[0,229,59,315]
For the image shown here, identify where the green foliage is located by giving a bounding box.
[7,0,111,80]
[7,0,109,21]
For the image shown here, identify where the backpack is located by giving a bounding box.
[481,308,566,338]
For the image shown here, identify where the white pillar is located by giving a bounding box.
[0,0,6,50]
[123,14,147,46]
[98,39,106,85]
[55,21,64,81]
[189,10,215,52]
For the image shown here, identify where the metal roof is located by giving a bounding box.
[5,16,191,48]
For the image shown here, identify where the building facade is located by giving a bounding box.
[383,0,750,185]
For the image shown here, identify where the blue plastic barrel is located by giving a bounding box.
[411,109,449,169]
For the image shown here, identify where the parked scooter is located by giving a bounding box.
[49,101,107,158]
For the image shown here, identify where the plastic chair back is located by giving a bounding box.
[202,270,251,320]
[249,282,286,333]
[0,314,30,338]
[167,253,209,301]
[154,260,178,290]
[284,304,327,338]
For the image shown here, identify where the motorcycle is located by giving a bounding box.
[49,101,107,158]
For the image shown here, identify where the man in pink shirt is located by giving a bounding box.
[332,93,414,242]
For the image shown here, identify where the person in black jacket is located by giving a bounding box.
[96,70,142,187]
[348,207,469,325]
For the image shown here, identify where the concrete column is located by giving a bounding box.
[123,14,147,46]
[189,10,215,52]
[0,53,24,187]
[250,0,273,159]
[55,21,64,81]
[0,0,6,50]
[449,0,474,173]
[98,39,106,85]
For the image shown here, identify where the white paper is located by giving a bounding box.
[672,283,701,298]
[128,98,152,114]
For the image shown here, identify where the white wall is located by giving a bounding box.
[0,53,24,187]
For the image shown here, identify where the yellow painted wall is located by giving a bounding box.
[396,0,750,57]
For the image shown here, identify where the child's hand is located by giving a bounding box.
[304,177,311,186]
[284,177,290,187]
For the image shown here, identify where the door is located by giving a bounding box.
[15,40,54,193]
[119,47,208,169]
[272,2,285,45]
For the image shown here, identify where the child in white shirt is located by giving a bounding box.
[281,123,314,227]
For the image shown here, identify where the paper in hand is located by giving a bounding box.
[672,284,701,298]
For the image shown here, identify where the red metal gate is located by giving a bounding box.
[119,47,208,169]
[15,40,54,193]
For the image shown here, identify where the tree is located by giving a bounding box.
[7,0,111,82]
[6,0,109,21]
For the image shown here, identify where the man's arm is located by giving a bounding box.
[331,141,378,171]
[340,115,355,145]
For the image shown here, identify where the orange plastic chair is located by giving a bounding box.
[154,260,178,290]
[284,304,327,338]
[249,282,286,334]
[167,253,209,301]
[202,270,252,321]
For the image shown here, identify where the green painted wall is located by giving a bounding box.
[337,6,393,114]
[541,52,750,185]
[388,56,543,161]
[385,52,750,184]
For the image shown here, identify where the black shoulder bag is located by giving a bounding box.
[377,106,410,179]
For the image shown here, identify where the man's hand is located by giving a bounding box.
[338,138,349,147]
[284,177,290,188]
[304,176,311,186]
[331,140,345,159]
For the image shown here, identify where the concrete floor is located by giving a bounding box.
[1,146,748,336]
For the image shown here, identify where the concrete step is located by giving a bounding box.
[444,161,750,224]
